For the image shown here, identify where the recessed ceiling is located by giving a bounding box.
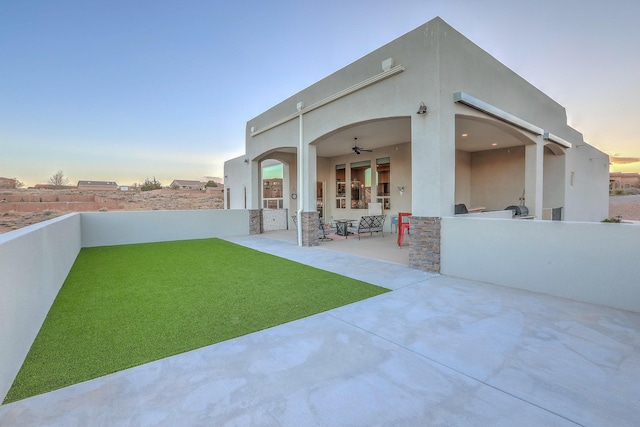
[455,116,532,152]
[314,117,411,157]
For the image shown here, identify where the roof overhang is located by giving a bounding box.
[543,132,572,149]
[453,92,543,136]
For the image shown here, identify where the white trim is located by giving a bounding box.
[453,92,543,135]
[543,132,572,149]
[251,65,405,137]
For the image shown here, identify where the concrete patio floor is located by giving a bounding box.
[1,234,639,426]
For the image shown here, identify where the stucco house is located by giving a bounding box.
[610,172,640,191]
[223,17,609,271]
[170,180,204,190]
[77,180,118,191]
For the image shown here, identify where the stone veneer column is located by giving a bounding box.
[301,211,319,247]
[408,216,441,272]
[248,209,262,235]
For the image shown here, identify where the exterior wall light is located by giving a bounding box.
[417,102,427,115]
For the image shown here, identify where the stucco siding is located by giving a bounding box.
[81,210,250,247]
[441,217,640,313]
[0,213,81,402]
[470,146,526,210]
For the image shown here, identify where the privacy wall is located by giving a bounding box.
[441,217,640,313]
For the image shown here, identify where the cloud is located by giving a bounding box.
[610,156,640,164]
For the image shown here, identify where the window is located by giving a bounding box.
[317,181,325,217]
[262,162,284,209]
[350,160,371,209]
[262,178,283,209]
[336,164,346,209]
[375,157,391,210]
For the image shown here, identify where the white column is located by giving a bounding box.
[302,144,317,212]
[411,108,456,217]
[525,138,544,219]
[296,102,304,246]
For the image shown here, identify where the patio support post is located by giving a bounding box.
[301,211,320,247]
[248,209,262,234]
[408,216,441,272]
[525,138,544,219]
[295,101,319,247]
[296,102,304,246]
[408,98,453,272]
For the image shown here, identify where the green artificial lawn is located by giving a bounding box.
[5,238,389,403]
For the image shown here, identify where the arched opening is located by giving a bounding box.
[255,149,297,231]
[455,114,537,211]
[311,117,411,224]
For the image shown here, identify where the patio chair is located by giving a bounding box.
[346,215,385,240]
[293,215,333,241]
[318,217,334,241]
[397,212,411,247]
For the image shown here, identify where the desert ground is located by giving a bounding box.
[608,194,640,221]
[0,189,224,234]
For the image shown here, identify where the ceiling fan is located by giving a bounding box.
[352,137,372,155]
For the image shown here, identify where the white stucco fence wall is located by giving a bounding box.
[0,209,249,402]
[81,210,249,247]
[0,213,82,402]
[441,217,640,313]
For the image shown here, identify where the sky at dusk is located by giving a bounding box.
[2,0,639,187]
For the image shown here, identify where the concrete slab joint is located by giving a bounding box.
[248,209,262,235]
[408,216,441,272]
[301,211,319,247]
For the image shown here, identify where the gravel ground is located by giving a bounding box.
[609,195,640,220]
[0,189,224,234]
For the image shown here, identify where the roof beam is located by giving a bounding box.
[453,92,543,135]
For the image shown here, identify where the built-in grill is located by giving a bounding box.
[505,205,529,217]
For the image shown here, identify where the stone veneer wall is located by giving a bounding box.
[408,216,441,272]
[248,209,262,235]
[301,211,319,247]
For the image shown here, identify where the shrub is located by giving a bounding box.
[141,177,162,191]
[602,217,621,223]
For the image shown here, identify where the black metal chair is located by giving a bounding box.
[318,217,333,241]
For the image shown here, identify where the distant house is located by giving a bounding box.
[77,181,118,191]
[34,184,76,190]
[610,172,640,191]
[170,180,204,190]
[0,177,18,189]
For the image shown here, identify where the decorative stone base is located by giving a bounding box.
[408,216,441,272]
[301,211,319,247]
[248,209,262,235]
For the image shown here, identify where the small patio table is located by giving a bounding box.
[333,220,352,236]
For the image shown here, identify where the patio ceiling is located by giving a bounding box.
[455,115,532,152]
[266,114,530,159]
[314,117,411,158]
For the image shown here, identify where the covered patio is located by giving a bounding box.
[263,227,411,266]
[225,18,608,272]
